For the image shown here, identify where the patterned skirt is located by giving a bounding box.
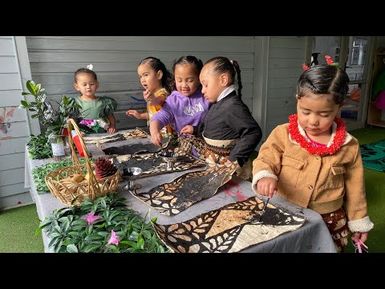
[202,135,252,180]
[320,207,350,252]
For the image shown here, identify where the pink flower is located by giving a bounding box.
[83,212,101,225]
[107,230,120,245]
[80,119,96,127]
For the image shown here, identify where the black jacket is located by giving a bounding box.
[196,91,262,166]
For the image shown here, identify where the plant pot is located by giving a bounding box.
[49,134,65,160]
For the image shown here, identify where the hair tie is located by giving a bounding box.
[302,64,310,71]
[324,55,334,65]
[87,64,94,70]
[302,55,339,72]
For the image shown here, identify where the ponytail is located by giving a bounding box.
[231,60,242,98]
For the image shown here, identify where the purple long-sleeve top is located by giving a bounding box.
[151,89,210,133]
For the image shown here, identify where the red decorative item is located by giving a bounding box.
[325,55,334,65]
[288,114,346,156]
[302,64,310,71]
[71,130,85,157]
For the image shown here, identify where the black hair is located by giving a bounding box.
[139,57,174,93]
[74,68,97,82]
[204,56,243,98]
[172,55,203,76]
[297,64,350,105]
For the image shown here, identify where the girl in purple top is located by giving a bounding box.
[150,56,210,146]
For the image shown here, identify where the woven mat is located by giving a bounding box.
[115,153,207,178]
[360,139,385,172]
[154,196,305,253]
[131,162,238,216]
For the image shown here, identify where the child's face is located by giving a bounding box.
[199,64,225,103]
[137,63,162,93]
[74,73,98,98]
[296,92,341,138]
[174,63,201,97]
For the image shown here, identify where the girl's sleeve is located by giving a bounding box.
[151,99,174,129]
[344,141,374,232]
[154,88,169,103]
[193,97,210,136]
[226,102,262,166]
[100,96,117,117]
[251,125,286,193]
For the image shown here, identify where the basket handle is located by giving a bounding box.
[67,118,100,199]
[66,118,92,164]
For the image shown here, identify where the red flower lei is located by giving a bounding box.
[288,114,346,156]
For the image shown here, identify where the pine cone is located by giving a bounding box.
[95,157,117,180]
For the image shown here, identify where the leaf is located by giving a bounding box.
[26,80,36,95]
[48,236,60,249]
[36,83,42,93]
[97,231,109,237]
[83,244,102,253]
[150,217,158,223]
[39,218,53,229]
[20,100,29,108]
[50,232,62,238]
[137,236,145,250]
[66,244,78,253]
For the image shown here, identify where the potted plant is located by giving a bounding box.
[20,80,81,159]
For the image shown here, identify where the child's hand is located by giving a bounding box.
[126,110,141,119]
[151,131,162,147]
[180,125,194,135]
[257,177,278,198]
[107,126,116,134]
[352,232,368,243]
[143,89,153,102]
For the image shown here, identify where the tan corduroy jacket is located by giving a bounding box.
[252,122,374,232]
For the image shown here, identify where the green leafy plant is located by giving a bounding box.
[27,134,53,159]
[32,158,87,193]
[20,80,81,138]
[39,193,168,253]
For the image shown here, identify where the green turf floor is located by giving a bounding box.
[0,204,44,252]
[345,127,385,253]
[0,127,384,253]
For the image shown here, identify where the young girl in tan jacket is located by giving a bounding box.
[252,64,374,252]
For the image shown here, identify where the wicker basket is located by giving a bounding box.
[45,118,120,206]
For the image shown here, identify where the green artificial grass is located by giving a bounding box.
[0,205,44,252]
[344,127,385,253]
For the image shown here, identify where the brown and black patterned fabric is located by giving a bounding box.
[320,207,349,252]
[174,135,229,165]
[83,128,148,144]
[132,161,238,216]
[102,143,161,155]
[154,196,305,252]
[115,153,206,178]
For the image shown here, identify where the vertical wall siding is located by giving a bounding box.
[26,36,259,130]
[265,37,307,135]
[0,36,31,209]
